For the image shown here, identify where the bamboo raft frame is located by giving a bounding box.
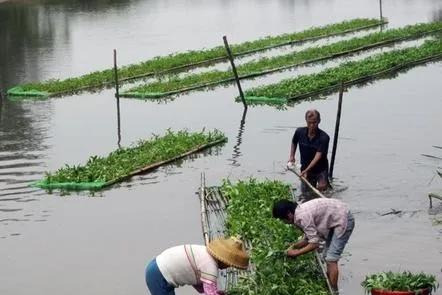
[121,27,442,99]
[7,20,387,99]
[198,173,333,294]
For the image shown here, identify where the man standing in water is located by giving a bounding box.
[288,109,330,191]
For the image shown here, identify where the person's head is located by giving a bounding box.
[272,199,297,224]
[305,109,321,133]
[207,236,249,270]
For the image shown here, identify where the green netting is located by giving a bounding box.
[32,180,107,190]
[243,96,288,104]
[7,87,49,98]
[119,92,165,99]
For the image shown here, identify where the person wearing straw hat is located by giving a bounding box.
[145,236,249,295]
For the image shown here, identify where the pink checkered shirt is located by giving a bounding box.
[294,198,349,244]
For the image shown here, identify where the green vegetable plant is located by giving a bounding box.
[122,22,442,99]
[221,179,329,295]
[35,129,226,190]
[243,39,442,102]
[361,271,439,294]
[8,19,384,98]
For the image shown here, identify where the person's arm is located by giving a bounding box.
[202,281,224,295]
[289,130,300,163]
[301,151,322,176]
[286,242,319,257]
[289,238,309,249]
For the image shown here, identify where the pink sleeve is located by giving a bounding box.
[202,281,219,295]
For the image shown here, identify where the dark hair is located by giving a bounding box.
[305,109,321,122]
[272,200,297,220]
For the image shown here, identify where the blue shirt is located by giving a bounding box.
[292,127,329,174]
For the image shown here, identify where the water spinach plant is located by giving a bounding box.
[221,179,330,295]
[361,271,439,294]
[122,22,442,99]
[243,38,442,103]
[7,18,384,98]
[35,129,226,191]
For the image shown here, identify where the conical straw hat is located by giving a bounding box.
[207,236,249,269]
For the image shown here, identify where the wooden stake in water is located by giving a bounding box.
[329,82,344,179]
[223,36,247,110]
[379,0,383,21]
[113,49,121,147]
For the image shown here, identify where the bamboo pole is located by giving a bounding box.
[223,36,247,110]
[287,166,327,199]
[329,82,344,179]
[200,173,210,245]
[114,49,121,147]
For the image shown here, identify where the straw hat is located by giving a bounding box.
[207,236,249,269]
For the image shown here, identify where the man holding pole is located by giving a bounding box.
[288,109,330,191]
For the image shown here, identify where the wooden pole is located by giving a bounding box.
[379,0,383,21]
[329,82,344,179]
[223,36,247,110]
[287,166,327,199]
[113,49,121,147]
[200,173,210,245]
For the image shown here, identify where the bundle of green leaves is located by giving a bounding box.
[221,179,329,295]
[361,271,439,293]
[42,129,225,184]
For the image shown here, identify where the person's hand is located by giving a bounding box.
[300,169,308,178]
[285,249,301,258]
[287,159,295,169]
[286,243,298,250]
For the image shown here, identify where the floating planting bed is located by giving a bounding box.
[34,130,226,191]
[199,178,331,294]
[121,22,442,99]
[243,39,442,104]
[7,18,385,99]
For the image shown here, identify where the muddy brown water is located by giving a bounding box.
[1,0,442,294]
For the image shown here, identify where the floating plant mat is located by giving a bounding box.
[7,19,385,99]
[199,178,332,295]
[242,39,442,105]
[121,22,442,99]
[34,130,226,191]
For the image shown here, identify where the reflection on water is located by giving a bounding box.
[229,107,247,167]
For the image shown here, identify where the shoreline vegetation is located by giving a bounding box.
[7,18,385,98]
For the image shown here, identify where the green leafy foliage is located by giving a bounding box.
[244,39,442,100]
[125,22,442,97]
[41,129,225,184]
[221,179,329,295]
[361,271,439,293]
[10,19,382,95]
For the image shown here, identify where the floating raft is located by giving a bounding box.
[198,176,333,294]
[243,39,442,105]
[121,22,442,99]
[34,131,226,191]
[7,18,386,99]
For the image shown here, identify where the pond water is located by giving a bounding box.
[0,0,441,294]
